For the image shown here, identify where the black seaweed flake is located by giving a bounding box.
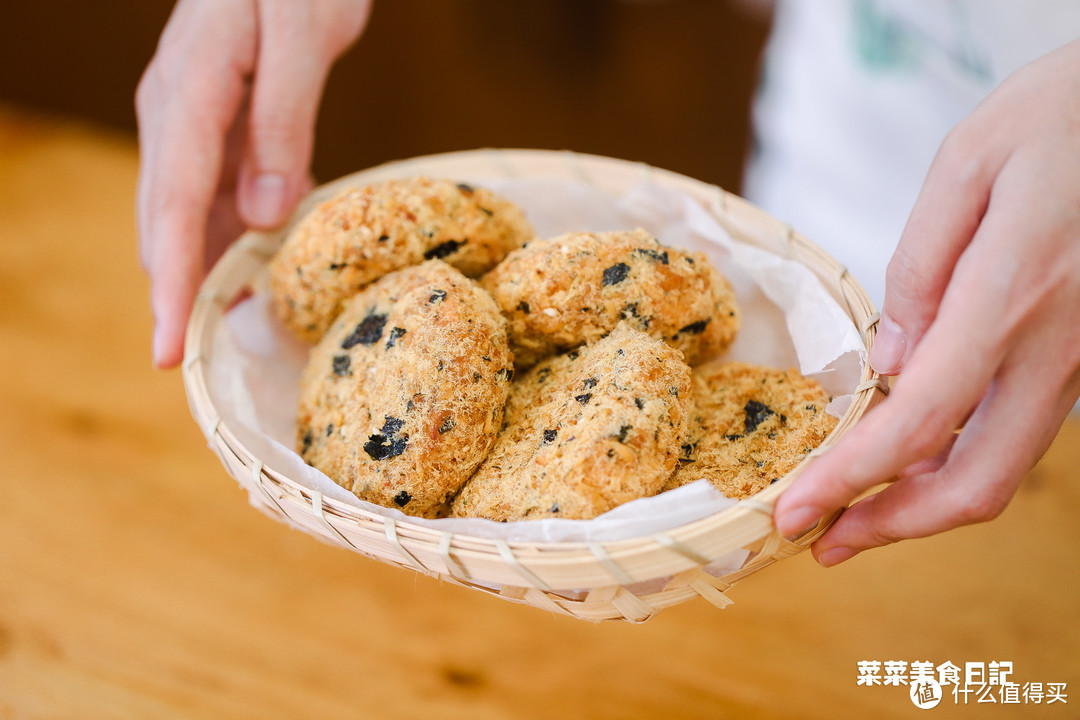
[536,367,551,384]
[364,435,407,461]
[634,248,669,264]
[393,490,413,507]
[364,416,408,460]
[424,239,467,259]
[497,367,514,382]
[541,428,558,445]
[516,301,531,314]
[332,354,352,376]
[341,312,387,348]
[549,502,560,513]
[615,425,632,443]
[326,423,334,437]
[634,397,645,410]
[725,433,744,441]
[385,327,406,349]
[601,262,630,287]
[574,393,592,406]
[456,182,475,195]
[429,289,447,303]
[676,319,711,336]
[743,400,775,434]
[439,417,455,434]
[582,377,598,389]
[328,262,347,270]
[669,386,679,397]
[381,416,404,435]
[478,206,494,216]
[301,429,314,455]
[378,234,390,243]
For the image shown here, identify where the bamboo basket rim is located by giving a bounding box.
[181,148,886,622]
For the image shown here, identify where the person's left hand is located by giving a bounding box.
[774,38,1080,566]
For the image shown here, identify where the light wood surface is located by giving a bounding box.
[0,105,1077,719]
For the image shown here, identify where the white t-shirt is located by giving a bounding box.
[744,0,1080,307]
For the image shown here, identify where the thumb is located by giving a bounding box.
[237,1,369,229]
[871,131,997,375]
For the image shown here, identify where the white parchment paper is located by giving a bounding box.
[206,177,865,576]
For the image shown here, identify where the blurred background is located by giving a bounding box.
[0,0,772,193]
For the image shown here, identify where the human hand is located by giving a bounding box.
[136,0,372,367]
[774,38,1080,565]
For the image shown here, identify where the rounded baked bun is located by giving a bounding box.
[272,177,533,343]
[451,323,692,521]
[296,260,514,518]
[480,228,739,369]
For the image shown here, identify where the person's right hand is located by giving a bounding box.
[136,0,372,368]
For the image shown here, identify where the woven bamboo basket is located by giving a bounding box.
[182,149,887,623]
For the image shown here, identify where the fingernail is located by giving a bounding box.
[870,314,905,374]
[245,173,288,227]
[775,505,821,536]
[818,546,858,568]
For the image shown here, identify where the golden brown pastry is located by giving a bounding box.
[479,228,739,368]
[451,323,692,521]
[272,177,533,343]
[297,260,514,518]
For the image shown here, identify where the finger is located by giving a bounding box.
[870,125,1002,375]
[775,307,1002,535]
[147,102,238,368]
[775,212,1025,535]
[895,432,957,479]
[136,0,251,268]
[138,7,256,367]
[203,96,251,274]
[812,357,1080,567]
[774,145,1068,536]
[236,1,348,229]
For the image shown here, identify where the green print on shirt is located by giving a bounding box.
[850,0,991,82]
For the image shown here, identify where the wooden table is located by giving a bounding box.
[0,105,1076,719]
